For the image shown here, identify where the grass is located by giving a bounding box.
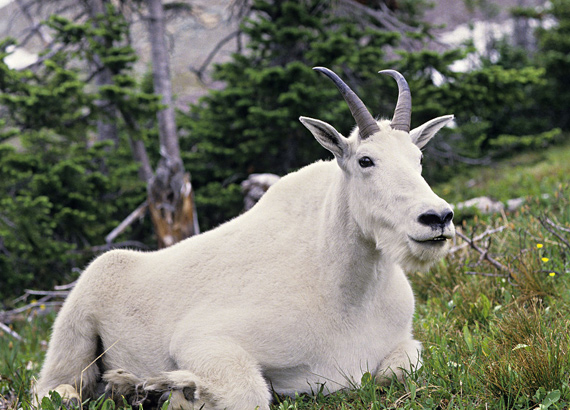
[2,142,570,409]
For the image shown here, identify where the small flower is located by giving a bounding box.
[549,272,556,277]
[542,257,550,262]
[536,243,543,249]
[40,304,46,310]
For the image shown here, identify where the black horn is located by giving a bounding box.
[379,70,412,133]
[313,67,380,140]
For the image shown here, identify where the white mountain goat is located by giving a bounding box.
[35,67,455,410]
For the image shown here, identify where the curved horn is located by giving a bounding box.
[313,67,380,140]
[379,69,412,133]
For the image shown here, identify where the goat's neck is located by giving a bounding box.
[316,172,393,306]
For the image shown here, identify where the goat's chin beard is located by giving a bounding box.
[373,230,451,273]
[401,237,451,272]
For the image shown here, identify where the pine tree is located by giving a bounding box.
[181,0,406,229]
[0,9,154,298]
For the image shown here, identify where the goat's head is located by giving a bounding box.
[300,67,455,270]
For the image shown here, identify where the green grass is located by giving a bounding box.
[2,143,570,409]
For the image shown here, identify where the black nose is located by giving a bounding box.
[418,209,454,229]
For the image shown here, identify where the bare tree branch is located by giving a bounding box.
[14,0,53,45]
[538,216,570,250]
[429,140,492,166]
[0,322,23,341]
[105,201,149,244]
[465,271,509,278]
[450,225,507,253]
[455,229,513,278]
[335,0,439,51]
[190,30,240,82]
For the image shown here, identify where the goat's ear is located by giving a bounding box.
[299,116,348,160]
[410,115,454,149]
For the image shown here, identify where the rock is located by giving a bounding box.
[454,196,504,214]
[241,173,280,211]
[454,195,528,214]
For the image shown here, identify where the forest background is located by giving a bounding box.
[2,0,567,299]
[2,1,570,409]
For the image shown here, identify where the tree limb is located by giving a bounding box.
[455,230,513,278]
[189,30,240,82]
[0,322,23,341]
[449,225,507,253]
[14,0,53,46]
[538,216,570,250]
[105,201,149,244]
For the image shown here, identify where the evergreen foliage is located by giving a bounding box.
[181,0,550,231]
[531,0,570,130]
[0,7,157,301]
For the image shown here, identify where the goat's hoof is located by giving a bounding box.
[158,388,197,410]
[53,384,81,407]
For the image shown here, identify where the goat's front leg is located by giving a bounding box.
[104,368,202,410]
[168,336,272,410]
[375,339,422,385]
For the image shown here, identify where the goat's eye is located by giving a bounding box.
[358,156,374,168]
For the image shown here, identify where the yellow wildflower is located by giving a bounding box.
[549,272,556,277]
[542,257,549,262]
[40,304,46,310]
[536,243,543,249]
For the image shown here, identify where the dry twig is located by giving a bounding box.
[455,230,513,279]
[538,216,570,250]
[0,321,22,341]
[449,225,507,254]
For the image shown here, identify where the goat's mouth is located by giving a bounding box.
[409,235,449,245]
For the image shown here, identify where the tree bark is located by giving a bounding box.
[85,0,119,146]
[144,0,199,247]
[145,0,180,160]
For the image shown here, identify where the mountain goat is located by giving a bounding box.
[35,67,455,410]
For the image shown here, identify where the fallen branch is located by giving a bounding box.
[455,230,513,279]
[2,285,73,325]
[0,321,22,341]
[55,281,77,291]
[449,225,507,254]
[105,201,149,244]
[538,216,570,251]
[69,240,150,255]
[0,301,65,323]
[465,271,509,278]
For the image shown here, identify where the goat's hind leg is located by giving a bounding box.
[34,302,100,405]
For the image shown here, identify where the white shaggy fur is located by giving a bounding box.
[35,113,455,409]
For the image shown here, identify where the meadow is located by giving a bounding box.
[1,142,570,410]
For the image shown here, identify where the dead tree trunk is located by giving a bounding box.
[145,0,199,247]
[85,0,119,146]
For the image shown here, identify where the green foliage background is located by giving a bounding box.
[0,9,157,299]
[1,0,570,299]
[180,0,558,230]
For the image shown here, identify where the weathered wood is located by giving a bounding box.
[144,0,199,247]
[148,172,198,248]
[105,201,149,244]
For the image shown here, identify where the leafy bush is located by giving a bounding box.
[0,8,155,301]
[181,0,556,231]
